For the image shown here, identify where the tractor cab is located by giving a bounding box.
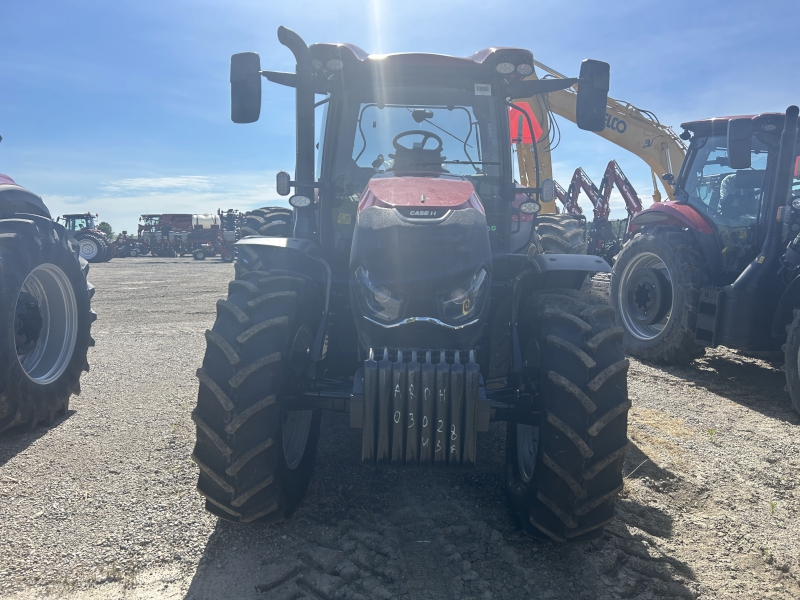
[673,113,800,274]
[59,213,97,233]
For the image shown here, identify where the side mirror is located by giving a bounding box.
[230,52,262,123]
[727,118,753,170]
[576,59,610,132]
[276,171,292,196]
[540,178,556,203]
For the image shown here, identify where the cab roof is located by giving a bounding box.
[681,113,785,135]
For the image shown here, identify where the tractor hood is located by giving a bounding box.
[349,173,492,350]
[359,173,485,216]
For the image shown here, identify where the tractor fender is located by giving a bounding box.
[508,253,613,372]
[772,274,800,337]
[0,182,51,218]
[629,201,713,235]
[235,237,332,360]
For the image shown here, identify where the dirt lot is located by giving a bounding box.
[1,258,799,599]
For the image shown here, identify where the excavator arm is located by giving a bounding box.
[565,168,601,216]
[513,60,686,203]
[597,160,643,221]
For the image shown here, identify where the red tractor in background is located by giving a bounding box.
[611,109,800,414]
[58,213,113,263]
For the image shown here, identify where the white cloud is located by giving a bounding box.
[102,176,214,193]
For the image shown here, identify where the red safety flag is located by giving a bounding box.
[508,102,543,144]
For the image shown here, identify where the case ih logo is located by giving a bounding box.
[398,208,441,219]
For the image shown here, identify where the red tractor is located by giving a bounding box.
[611,109,800,413]
[190,27,630,542]
[0,174,95,431]
[58,213,112,263]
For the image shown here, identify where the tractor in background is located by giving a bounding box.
[58,213,113,263]
[611,108,800,414]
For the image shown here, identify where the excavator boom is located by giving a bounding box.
[513,60,686,203]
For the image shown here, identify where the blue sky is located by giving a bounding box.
[2,0,798,232]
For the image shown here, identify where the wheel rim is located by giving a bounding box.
[283,410,313,470]
[517,424,540,483]
[16,263,79,385]
[617,251,675,341]
[78,239,98,260]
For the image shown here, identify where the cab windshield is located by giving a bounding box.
[353,104,499,179]
[324,88,506,255]
[682,133,769,225]
[681,133,800,272]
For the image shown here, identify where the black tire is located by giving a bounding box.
[536,214,588,254]
[242,207,293,237]
[193,249,206,261]
[0,216,95,432]
[783,308,800,415]
[611,228,708,364]
[74,232,107,263]
[191,267,322,523]
[506,289,630,542]
[99,237,113,262]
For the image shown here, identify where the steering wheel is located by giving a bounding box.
[392,130,443,153]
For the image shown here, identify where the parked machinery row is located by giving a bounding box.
[137,209,241,261]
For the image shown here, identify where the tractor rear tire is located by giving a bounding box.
[0,216,95,432]
[536,214,588,255]
[241,207,293,238]
[191,267,322,523]
[783,308,800,416]
[611,228,708,364]
[506,289,629,542]
[75,232,107,263]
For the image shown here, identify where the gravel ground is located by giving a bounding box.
[1,258,799,599]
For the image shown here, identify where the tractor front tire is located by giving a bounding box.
[783,308,800,416]
[506,289,629,542]
[0,216,95,432]
[193,249,206,261]
[536,214,588,255]
[191,268,322,523]
[611,228,708,364]
[75,232,107,263]
[241,207,293,238]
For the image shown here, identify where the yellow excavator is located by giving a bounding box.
[513,59,687,215]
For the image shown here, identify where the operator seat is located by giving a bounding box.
[719,170,764,220]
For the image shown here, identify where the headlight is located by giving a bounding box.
[440,268,489,323]
[353,266,404,322]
